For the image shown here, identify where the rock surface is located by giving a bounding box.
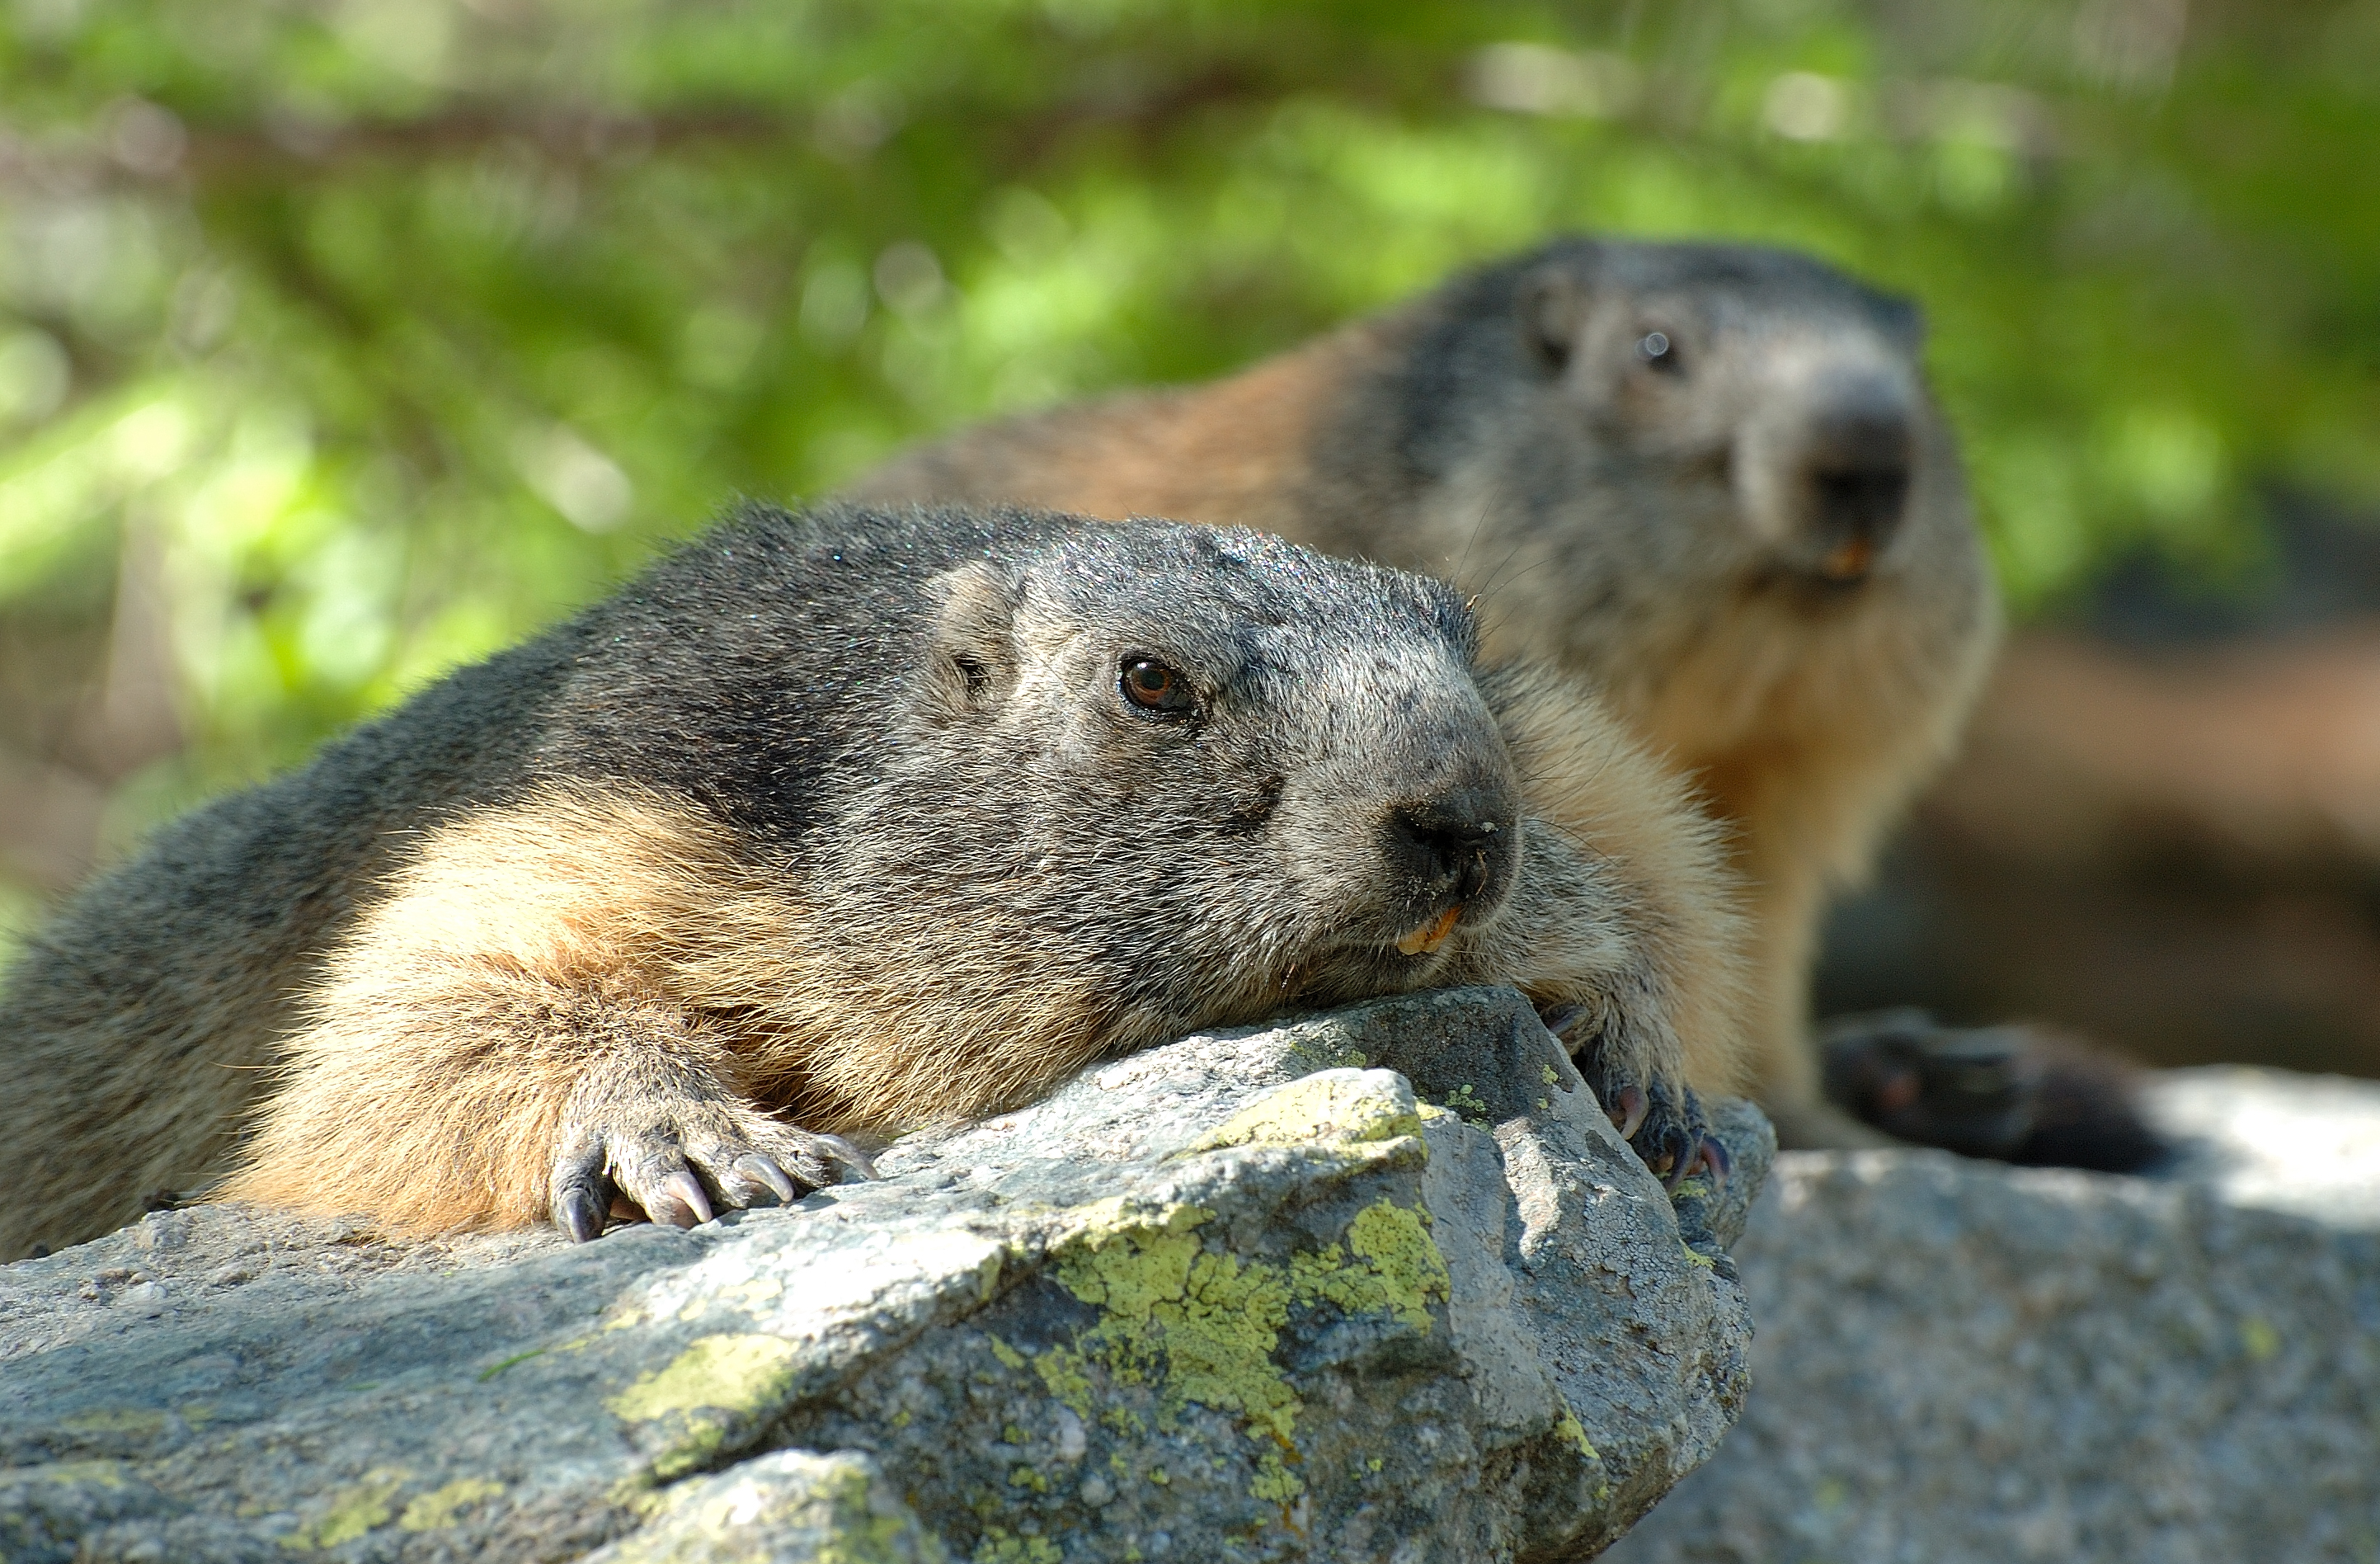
[0,986,1770,1564]
[1605,1066,2380,1564]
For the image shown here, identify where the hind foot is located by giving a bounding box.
[1820,1009,2166,1174]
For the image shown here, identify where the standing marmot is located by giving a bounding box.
[0,502,1743,1260]
[853,237,2000,1151]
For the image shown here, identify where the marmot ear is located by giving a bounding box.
[926,559,1020,716]
[1517,265,1589,375]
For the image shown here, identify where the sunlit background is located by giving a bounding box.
[4,0,2378,1076]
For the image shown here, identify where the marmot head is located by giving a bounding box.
[1365,237,1995,719]
[1510,239,1954,586]
[829,512,1526,1056]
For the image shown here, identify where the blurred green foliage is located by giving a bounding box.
[2,0,2378,931]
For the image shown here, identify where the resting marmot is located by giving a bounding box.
[853,237,1999,1150]
[0,502,1743,1260]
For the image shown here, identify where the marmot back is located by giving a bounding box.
[854,238,2001,1147]
[2,502,1743,1258]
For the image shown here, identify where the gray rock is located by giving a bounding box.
[587,1451,948,1563]
[0,986,1766,1563]
[1606,1066,2380,1564]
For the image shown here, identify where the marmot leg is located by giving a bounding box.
[218,785,875,1238]
[1731,843,1879,1147]
[223,966,863,1238]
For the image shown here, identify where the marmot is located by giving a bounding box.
[852,237,2001,1151]
[0,502,1743,1260]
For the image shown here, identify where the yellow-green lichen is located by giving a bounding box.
[608,1334,802,1422]
[61,1409,170,1438]
[1342,1201,1452,1332]
[1009,1465,1049,1493]
[607,1333,803,1480]
[1280,1204,1456,1338]
[1440,1083,1490,1124]
[811,1472,949,1564]
[1282,1034,1369,1073]
[1032,1345,1093,1416]
[608,1458,946,1564]
[280,1467,411,1550]
[1188,1070,1424,1154]
[397,1477,503,1531]
[987,1336,1028,1371]
[2240,1315,2280,1362]
[22,1460,129,1488]
[972,1527,1061,1562]
[678,1276,785,1321]
[1010,1194,1451,1506]
[1551,1406,1600,1463]
[604,1473,676,1520]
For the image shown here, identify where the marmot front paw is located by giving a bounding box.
[1541,1003,1725,1190]
[548,1086,875,1242]
[1603,1077,1725,1191]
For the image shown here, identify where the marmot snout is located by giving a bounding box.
[2,503,1743,1255]
[1724,332,1925,586]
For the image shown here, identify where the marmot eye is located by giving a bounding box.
[1121,657,1193,716]
[1637,330,1681,370]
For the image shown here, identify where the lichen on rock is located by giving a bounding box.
[1186,1069,1425,1153]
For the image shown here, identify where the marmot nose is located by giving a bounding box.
[1388,786,1514,907]
[1799,398,1913,582]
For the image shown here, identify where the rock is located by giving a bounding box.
[1605,1066,2380,1564]
[588,1451,948,1563]
[0,986,1767,1563]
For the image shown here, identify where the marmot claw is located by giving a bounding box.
[1627,1079,1714,1191]
[549,1104,874,1242]
[1563,1064,1712,1191]
[1602,1084,1650,1141]
[1541,1003,1714,1189]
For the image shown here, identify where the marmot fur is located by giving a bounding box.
[0,502,1743,1260]
[853,237,2000,1147]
